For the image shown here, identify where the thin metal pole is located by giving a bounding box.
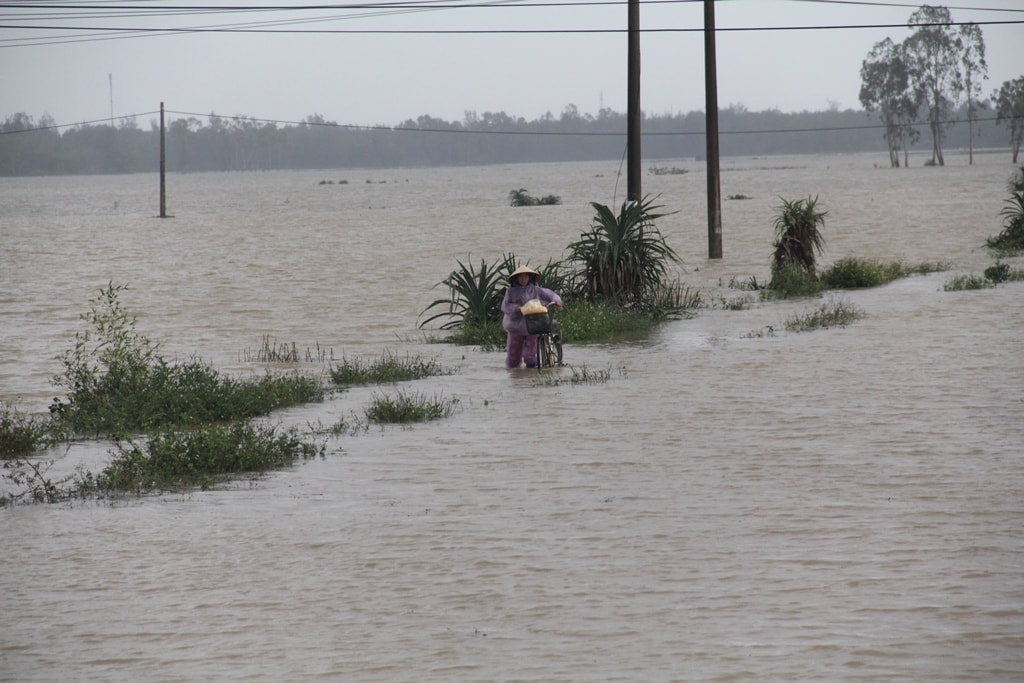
[159,102,167,218]
[704,0,722,258]
[627,0,641,202]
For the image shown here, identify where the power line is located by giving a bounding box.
[2,18,1021,38]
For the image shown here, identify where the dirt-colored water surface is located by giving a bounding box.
[2,153,1021,681]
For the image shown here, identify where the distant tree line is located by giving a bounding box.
[0,102,1019,178]
[858,4,1024,167]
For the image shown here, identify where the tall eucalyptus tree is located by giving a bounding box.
[959,22,988,165]
[860,38,919,168]
[993,77,1024,163]
[904,5,963,166]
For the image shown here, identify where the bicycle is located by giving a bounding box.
[525,305,564,368]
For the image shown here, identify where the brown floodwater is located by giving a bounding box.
[1,153,1022,681]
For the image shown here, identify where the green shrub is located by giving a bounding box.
[984,262,1011,284]
[766,263,824,298]
[820,258,906,289]
[87,422,323,494]
[50,283,324,437]
[0,404,51,458]
[509,189,561,206]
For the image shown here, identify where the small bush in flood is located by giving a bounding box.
[49,283,324,437]
[764,263,825,299]
[80,422,324,495]
[0,404,51,458]
[820,258,907,289]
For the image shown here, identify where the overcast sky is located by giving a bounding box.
[2,0,1022,129]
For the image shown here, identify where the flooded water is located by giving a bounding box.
[1,153,1022,681]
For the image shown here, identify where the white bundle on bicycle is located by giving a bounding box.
[520,299,548,315]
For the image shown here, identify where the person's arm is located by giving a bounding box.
[501,288,521,316]
[539,288,563,308]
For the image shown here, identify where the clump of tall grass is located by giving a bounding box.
[240,336,335,363]
[329,351,451,386]
[49,283,324,437]
[78,422,324,495]
[532,364,625,386]
[365,391,459,423]
[784,298,865,332]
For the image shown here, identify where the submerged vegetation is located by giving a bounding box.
[87,422,323,495]
[421,196,697,347]
[986,165,1024,255]
[1,284,460,505]
[785,298,865,332]
[365,391,459,423]
[48,284,325,438]
[329,351,451,386]
[509,189,561,206]
[8,166,1019,503]
[0,403,51,457]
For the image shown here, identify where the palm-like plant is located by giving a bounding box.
[567,195,680,304]
[419,253,517,329]
[771,196,827,274]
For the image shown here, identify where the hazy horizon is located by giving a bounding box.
[2,0,1022,130]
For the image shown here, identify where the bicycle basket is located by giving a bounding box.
[525,311,553,334]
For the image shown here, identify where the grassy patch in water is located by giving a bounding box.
[943,273,993,290]
[784,298,864,332]
[365,391,459,424]
[557,300,656,342]
[80,422,324,495]
[763,259,952,299]
[329,350,451,386]
[531,364,625,386]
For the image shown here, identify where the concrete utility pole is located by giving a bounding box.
[627,0,641,202]
[704,0,723,258]
[159,102,167,218]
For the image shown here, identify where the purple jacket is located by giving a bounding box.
[501,283,563,335]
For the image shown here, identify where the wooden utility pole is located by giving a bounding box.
[159,102,167,218]
[704,0,722,258]
[627,0,641,201]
